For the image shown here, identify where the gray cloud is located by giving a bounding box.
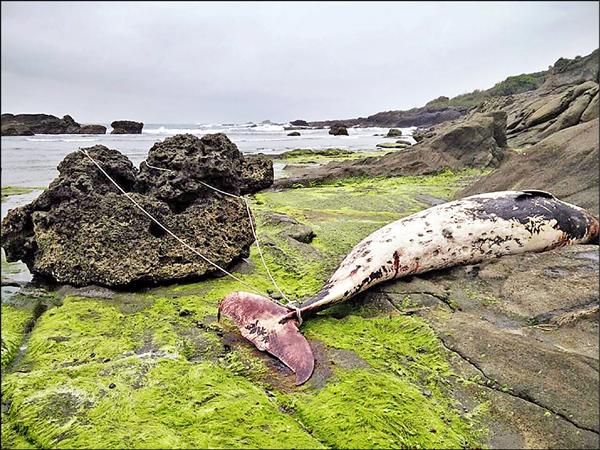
[1,1,598,123]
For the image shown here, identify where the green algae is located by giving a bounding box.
[1,305,34,369]
[273,148,390,165]
[1,170,489,448]
[3,359,323,449]
[376,141,410,148]
[1,186,41,202]
[285,369,474,449]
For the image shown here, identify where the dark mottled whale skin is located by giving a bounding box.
[299,190,599,315]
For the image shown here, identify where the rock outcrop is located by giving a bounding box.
[307,49,598,131]
[473,79,599,147]
[386,128,403,137]
[1,114,106,136]
[540,48,599,90]
[110,120,143,134]
[1,134,273,287]
[328,125,349,136]
[239,155,274,194]
[367,243,599,448]
[290,120,309,126]
[310,106,466,129]
[460,119,599,215]
[79,124,107,134]
[277,112,507,187]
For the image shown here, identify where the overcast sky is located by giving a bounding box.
[1,1,598,124]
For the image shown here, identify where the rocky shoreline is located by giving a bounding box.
[301,48,598,129]
[1,48,599,449]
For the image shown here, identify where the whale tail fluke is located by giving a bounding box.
[218,292,315,385]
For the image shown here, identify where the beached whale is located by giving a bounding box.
[219,190,599,384]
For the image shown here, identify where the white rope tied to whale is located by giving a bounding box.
[142,159,291,304]
[79,148,292,306]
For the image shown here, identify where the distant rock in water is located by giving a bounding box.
[386,128,403,137]
[1,113,74,135]
[79,124,107,134]
[287,131,301,136]
[290,120,309,126]
[1,133,274,287]
[110,120,143,134]
[1,113,107,135]
[329,125,349,136]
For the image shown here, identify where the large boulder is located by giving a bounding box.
[1,113,82,135]
[329,125,349,136]
[386,128,403,137]
[581,92,599,123]
[111,120,143,134]
[460,119,599,215]
[1,134,274,287]
[79,124,107,134]
[240,155,274,194]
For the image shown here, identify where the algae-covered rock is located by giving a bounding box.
[1,171,489,449]
[1,134,274,287]
[376,141,409,149]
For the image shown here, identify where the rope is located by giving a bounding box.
[79,148,270,298]
[141,160,291,303]
[143,160,291,303]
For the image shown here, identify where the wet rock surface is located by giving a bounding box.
[2,171,598,448]
[363,244,599,448]
[461,119,599,215]
[1,134,274,287]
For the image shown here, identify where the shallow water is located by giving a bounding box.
[1,122,414,188]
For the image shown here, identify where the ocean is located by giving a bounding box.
[0,122,415,188]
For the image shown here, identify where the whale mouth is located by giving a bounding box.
[218,292,315,385]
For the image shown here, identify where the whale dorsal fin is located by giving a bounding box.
[516,190,556,200]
